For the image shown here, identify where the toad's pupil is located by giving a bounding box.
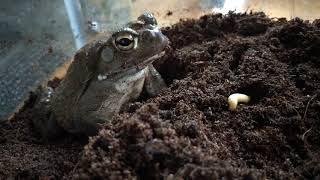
[118,38,132,46]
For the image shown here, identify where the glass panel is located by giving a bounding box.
[0,0,75,120]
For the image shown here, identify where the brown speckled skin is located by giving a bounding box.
[33,13,168,138]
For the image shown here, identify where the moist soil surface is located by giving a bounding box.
[1,12,320,179]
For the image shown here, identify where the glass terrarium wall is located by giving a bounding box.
[80,0,320,33]
[78,0,223,32]
[0,0,75,120]
[0,0,319,120]
[245,0,320,21]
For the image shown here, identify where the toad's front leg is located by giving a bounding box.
[144,65,166,97]
[32,87,65,140]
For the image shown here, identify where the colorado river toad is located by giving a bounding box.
[33,13,169,138]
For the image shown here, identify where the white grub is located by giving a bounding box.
[228,93,250,111]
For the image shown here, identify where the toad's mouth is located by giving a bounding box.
[136,51,165,69]
[98,51,166,80]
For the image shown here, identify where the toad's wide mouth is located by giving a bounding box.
[136,51,165,69]
[99,51,166,80]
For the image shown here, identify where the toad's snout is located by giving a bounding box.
[141,28,169,48]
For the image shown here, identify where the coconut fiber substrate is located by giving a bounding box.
[1,12,320,179]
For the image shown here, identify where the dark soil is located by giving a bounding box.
[1,12,320,179]
[0,88,84,179]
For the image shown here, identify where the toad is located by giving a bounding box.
[33,13,169,139]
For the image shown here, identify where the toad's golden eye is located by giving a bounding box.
[114,34,136,51]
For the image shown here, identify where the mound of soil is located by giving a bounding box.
[1,12,320,179]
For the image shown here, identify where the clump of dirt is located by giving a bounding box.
[1,12,320,179]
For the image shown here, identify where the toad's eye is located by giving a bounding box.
[114,34,136,51]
